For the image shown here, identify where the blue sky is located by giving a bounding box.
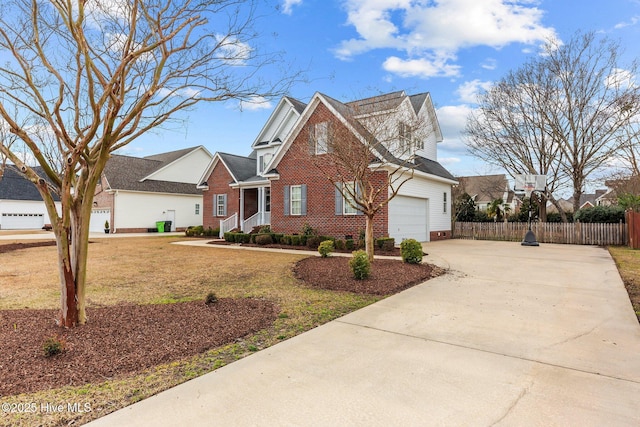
[127,0,640,180]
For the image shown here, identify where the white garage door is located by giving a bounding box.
[388,196,429,242]
[1,213,45,230]
[90,209,111,233]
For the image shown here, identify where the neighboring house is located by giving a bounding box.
[199,90,456,242]
[547,189,611,214]
[0,165,61,230]
[455,174,520,213]
[93,146,213,233]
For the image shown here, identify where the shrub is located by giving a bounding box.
[318,240,334,257]
[205,292,218,305]
[306,235,322,249]
[349,250,371,280]
[42,335,66,357]
[204,227,219,237]
[574,205,626,223]
[223,232,234,242]
[376,237,395,251]
[291,235,301,246]
[301,223,315,236]
[272,233,284,244]
[345,239,355,250]
[334,239,345,250]
[281,235,292,245]
[258,225,271,233]
[400,239,423,264]
[255,233,274,245]
[236,233,251,243]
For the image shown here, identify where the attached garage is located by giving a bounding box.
[90,209,111,233]
[1,213,45,230]
[388,195,429,242]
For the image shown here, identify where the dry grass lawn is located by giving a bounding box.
[0,236,380,426]
[608,246,640,321]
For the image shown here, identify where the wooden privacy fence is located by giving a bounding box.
[453,221,628,246]
[627,211,640,249]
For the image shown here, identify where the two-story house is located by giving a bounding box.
[199,90,456,242]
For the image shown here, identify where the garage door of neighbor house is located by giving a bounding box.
[388,196,429,242]
[90,209,111,233]
[1,213,45,230]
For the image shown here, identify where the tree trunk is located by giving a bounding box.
[365,214,375,263]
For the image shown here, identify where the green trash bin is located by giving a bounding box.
[156,221,165,233]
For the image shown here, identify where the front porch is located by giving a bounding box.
[219,186,271,237]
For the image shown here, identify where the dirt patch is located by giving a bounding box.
[294,256,443,295]
[0,299,278,396]
[0,240,56,254]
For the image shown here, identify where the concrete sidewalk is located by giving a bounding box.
[87,240,640,426]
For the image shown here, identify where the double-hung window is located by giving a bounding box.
[443,192,447,214]
[215,194,227,217]
[342,182,358,215]
[290,185,302,215]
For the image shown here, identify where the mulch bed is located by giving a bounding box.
[0,240,56,253]
[207,240,402,256]
[294,256,443,295]
[0,299,278,396]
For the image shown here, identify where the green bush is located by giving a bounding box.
[255,233,274,245]
[223,232,234,242]
[574,205,626,223]
[334,239,345,250]
[281,235,292,245]
[375,237,395,251]
[306,235,322,249]
[349,250,371,280]
[345,239,355,250]
[291,235,301,246]
[318,240,334,257]
[258,225,271,233]
[204,227,219,237]
[400,239,423,264]
[42,335,66,357]
[185,225,205,237]
[301,223,316,236]
[236,233,251,243]
[272,233,284,244]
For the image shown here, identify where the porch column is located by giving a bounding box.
[258,187,264,224]
[240,188,244,232]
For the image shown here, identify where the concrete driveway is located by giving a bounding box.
[87,240,640,426]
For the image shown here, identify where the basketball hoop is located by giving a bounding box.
[523,181,536,198]
[514,173,547,247]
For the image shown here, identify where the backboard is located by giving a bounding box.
[514,174,546,197]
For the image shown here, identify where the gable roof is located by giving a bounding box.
[218,152,256,182]
[0,165,61,201]
[103,149,203,195]
[269,91,454,183]
[456,174,509,203]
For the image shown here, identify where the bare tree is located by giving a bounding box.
[301,94,437,262]
[0,0,296,327]
[465,31,640,217]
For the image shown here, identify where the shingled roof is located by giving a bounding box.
[218,152,257,182]
[0,165,60,201]
[103,151,200,195]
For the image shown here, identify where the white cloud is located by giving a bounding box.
[215,34,252,66]
[336,0,558,79]
[282,0,303,15]
[239,96,273,111]
[456,80,493,104]
[605,68,636,90]
[481,58,497,70]
[382,55,461,79]
[436,104,474,152]
[438,157,461,165]
[614,15,640,29]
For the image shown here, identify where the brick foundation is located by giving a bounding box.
[429,230,452,241]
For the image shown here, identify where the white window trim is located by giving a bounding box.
[443,192,447,214]
[290,185,302,216]
[195,203,200,215]
[343,182,358,215]
[216,194,226,217]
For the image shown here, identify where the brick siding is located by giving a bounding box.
[202,162,240,230]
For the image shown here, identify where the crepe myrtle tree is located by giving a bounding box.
[303,102,432,262]
[0,0,297,327]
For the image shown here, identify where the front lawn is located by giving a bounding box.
[609,246,640,322]
[0,237,437,426]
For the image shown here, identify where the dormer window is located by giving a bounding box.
[258,153,272,174]
[399,121,424,152]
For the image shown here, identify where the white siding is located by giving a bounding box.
[113,191,203,231]
[146,148,212,184]
[0,200,61,229]
[392,174,452,238]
